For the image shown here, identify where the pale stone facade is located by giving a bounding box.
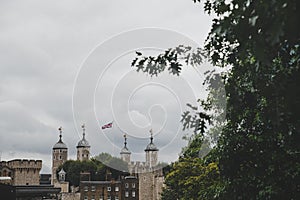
[52,127,68,185]
[120,134,131,163]
[76,124,90,162]
[120,132,164,200]
[61,192,80,200]
[135,169,164,200]
[0,159,42,185]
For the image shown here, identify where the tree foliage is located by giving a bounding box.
[162,134,224,200]
[58,160,102,186]
[58,153,129,187]
[132,0,300,199]
[200,0,300,199]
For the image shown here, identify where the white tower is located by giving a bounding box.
[120,134,131,163]
[52,127,68,185]
[77,124,90,161]
[145,129,158,168]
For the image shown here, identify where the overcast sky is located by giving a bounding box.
[0,0,213,173]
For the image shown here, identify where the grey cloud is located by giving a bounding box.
[0,0,212,173]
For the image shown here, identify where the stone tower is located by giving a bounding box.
[120,134,131,163]
[145,129,158,168]
[0,159,42,186]
[52,127,68,185]
[77,124,90,161]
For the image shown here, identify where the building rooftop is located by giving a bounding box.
[77,124,90,148]
[53,127,67,149]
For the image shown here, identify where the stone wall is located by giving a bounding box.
[138,170,163,200]
[61,192,80,200]
[52,148,68,184]
[77,147,90,161]
[1,159,42,186]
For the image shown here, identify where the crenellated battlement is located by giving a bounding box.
[1,159,42,169]
[128,161,163,174]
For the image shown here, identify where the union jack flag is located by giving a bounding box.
[102,122,113,129]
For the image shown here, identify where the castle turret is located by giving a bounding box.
[120,134,131,163]
[77,124,90,161]
[58,168,66,182]
[145,129,158,168]
[52,127,68,185]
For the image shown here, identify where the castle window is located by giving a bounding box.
[132,191,136,197]
[125,183,129,188]
[115,186,119,191]
[107,186,111,191]
[91,186,96,191]
[84,186,88,192]
[125,191,129,197]
[59,156,62,160]
[132,183,135,188]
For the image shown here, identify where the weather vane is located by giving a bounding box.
[58,126,62,140]
[149,128,153,137]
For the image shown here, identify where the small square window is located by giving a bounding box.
[115,196,119,200]
[132,191,135,197]
[107,186,111,191]
[84,186,88,192]
[91,186,96,191]
[125,191,129,197]
[115,186,119,191]
[132,183,135,188]
[84,196,88,200]
[107,196,111,200]
[125,183,129,188]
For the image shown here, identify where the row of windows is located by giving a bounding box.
[54,149,67,153]
[125,191,136,197]
[83,192,135,200]
[84,183,135,192]
[125,183,136,188]
[84,196,119,200]
[84,186,119,192]
[53,156,63,160]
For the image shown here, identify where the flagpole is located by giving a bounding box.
[112,120,126,156]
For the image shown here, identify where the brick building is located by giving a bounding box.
[120,133,164,200]
[80,176,138,200]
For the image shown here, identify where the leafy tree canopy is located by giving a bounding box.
[58,153,129,187]
[132,0,300,199]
